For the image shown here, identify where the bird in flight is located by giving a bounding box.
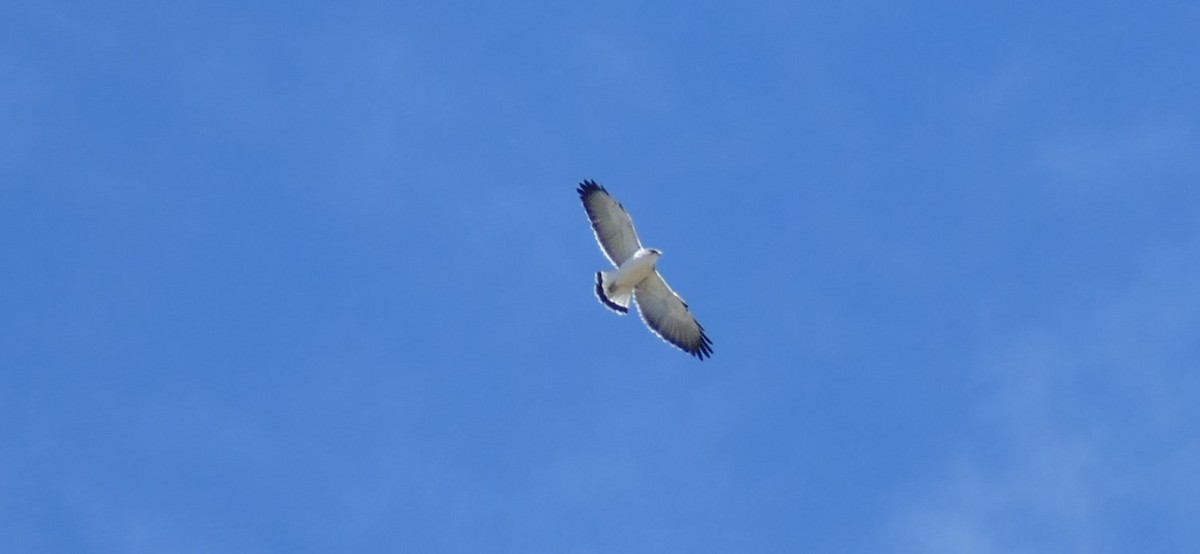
[577,180,714,360]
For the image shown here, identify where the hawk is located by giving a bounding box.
[578,180,714,360]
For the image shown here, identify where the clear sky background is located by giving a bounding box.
[4,1,1199,552]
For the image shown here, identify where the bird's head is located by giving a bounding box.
[646,248,663,258]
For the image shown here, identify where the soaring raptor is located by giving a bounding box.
[578,180,714,360]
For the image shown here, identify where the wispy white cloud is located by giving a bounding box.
[882,235,1200,553]
[1036,120,1197,188]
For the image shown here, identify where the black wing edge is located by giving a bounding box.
[577,180,610,230]
[653,320,714,361]
[594,271,628,314]
[684,323,715,361]
[577,179,607,199]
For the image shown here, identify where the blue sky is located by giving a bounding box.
[3,1,1199,552]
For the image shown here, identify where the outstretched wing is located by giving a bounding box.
[634,271,713,360]
[578,180,643,266]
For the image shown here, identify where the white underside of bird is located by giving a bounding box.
[578,180,713,360]
[595,247,661,313]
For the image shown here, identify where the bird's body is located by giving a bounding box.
[595,247,661,313]
[609,248,661,292]
[577,180,713,360]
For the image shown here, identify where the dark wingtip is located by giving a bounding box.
[690,327,715,360]
[657,322,714,360]
[577,179,606,198]
[594,271,628,314]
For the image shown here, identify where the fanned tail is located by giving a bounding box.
[595,271,631,314]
